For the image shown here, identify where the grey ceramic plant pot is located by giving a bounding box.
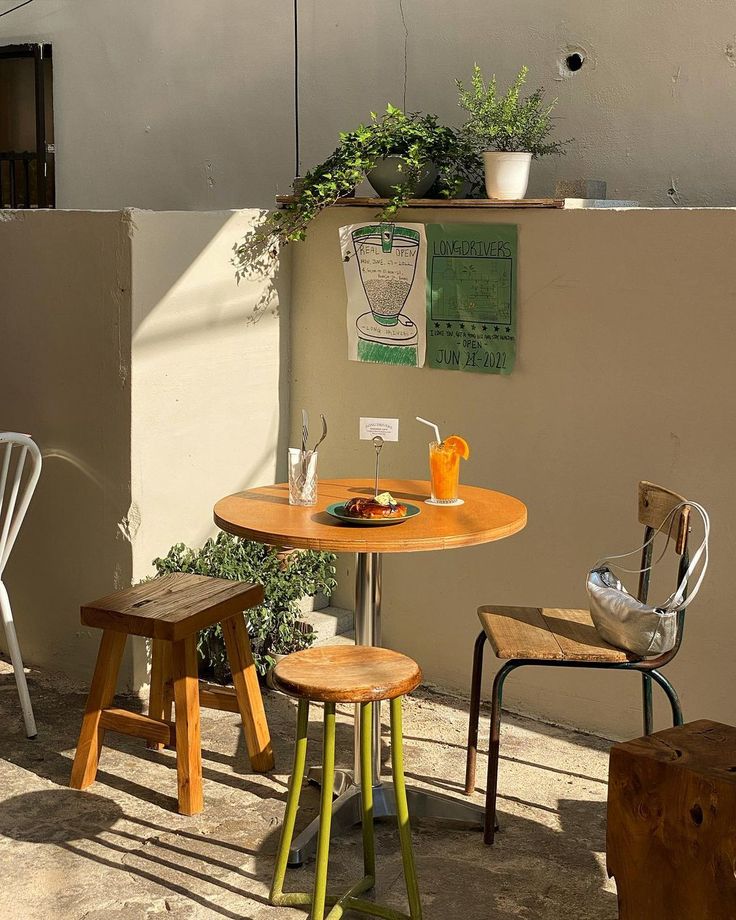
[366,156,438,198]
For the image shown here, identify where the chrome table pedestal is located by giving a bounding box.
[287,552,484,867]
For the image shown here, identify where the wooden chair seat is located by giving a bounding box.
[477,605,635,663]
[80,573,264,641]
[272,646,422,703]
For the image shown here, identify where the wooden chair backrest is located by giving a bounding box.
[638,481,690,556]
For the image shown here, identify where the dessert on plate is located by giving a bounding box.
[343,491,407,519]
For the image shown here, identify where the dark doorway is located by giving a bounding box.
[0,43,54,208]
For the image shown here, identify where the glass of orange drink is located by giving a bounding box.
[429,435,470,504]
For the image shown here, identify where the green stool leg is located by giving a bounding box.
[361,700,376,884]
[391,696,422,920]
[271,699,310,905]
[271,695,421,920]
[312,702,337,920]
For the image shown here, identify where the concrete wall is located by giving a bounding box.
[3,1,736,208]
[0,208,287,690]
[0,209,134,684]
[290,205,736,739]
[0,1,293,209]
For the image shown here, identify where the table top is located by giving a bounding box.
[214,479,527,554]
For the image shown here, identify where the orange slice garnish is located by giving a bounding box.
[444,435,470,460]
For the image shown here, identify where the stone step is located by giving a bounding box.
[313,630,355,648]
[296,591,329,614]
[300,605,354,642]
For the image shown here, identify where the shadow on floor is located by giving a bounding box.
[0,665,618,919]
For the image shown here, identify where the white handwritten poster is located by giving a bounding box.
[340,222,427,367]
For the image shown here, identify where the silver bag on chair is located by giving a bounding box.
[586,501,709,659]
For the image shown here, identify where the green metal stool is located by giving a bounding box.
[270,645,423,920]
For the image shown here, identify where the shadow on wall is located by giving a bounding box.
[0,208,290,688]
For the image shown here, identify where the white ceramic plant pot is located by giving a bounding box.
[483,151,533,200]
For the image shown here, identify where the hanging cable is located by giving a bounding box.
[293,0,300,178]
[0,0,35,18]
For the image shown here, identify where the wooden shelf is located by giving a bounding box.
[275,195,564,209]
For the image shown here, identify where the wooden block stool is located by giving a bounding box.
[608,719,736,919]
[270,646,423,920]
[70,573,274,815]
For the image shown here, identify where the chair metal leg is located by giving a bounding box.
[272,695,421,920]
[271,699,310,907]
[649,668,683,727]
[360,701,376,884]
[312,702,336,920]
[485,661,517,845]
[0,580,36,738]
[464,631,486,795]
[642,672,653,735]
[390,696,422,920]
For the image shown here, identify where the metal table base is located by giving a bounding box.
[287,552,485,867]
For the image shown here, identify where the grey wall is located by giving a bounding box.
[1,0,294,209]
[3,1,736,208]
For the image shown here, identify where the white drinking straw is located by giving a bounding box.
[416,416,442,444]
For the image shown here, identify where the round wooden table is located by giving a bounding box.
[214,478,527,864]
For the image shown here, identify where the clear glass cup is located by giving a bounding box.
[429,440,460,503]
[288,448,318,506]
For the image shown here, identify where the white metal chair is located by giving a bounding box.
[0,432,42,738]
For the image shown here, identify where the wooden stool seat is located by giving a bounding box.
[81,573,263,641]
[70,573,273,816]
[272,645,422,703]
[608,719,736,918]
[478,605,633,663]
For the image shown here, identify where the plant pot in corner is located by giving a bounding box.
[483,151,533,200]
[367,156,438,199]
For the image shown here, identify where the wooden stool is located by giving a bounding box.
[69,573,274,815]
[270,646,423,920]
[608,719,736,919]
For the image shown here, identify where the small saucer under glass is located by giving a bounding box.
[425,497,464,507]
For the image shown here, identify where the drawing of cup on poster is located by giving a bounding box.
[340,222,427,367]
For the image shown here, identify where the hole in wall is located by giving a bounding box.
[556,46,590,80]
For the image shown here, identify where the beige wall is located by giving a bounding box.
[3,204,734,738]
[290,205,736,739]
[0,210,134,685]
[0,208,287,691]
[128,210,290,686]
[4,1,736,207]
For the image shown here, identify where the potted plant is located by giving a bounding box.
[234,105,480,270]
[456,65,571,200]
[362,104,460,199]
[153,533,337,681]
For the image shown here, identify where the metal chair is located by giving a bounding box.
[0,432,42,739]
[464,481,697,844]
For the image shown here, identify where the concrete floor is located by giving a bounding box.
[0,659,618,919]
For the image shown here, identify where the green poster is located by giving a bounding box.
[426,223,517,374]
